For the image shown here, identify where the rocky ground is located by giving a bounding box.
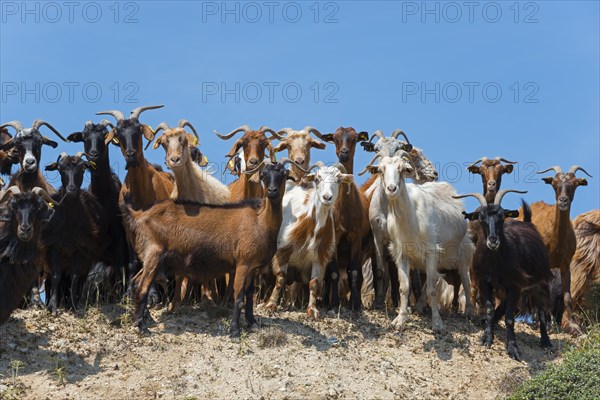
[0,303,571,399]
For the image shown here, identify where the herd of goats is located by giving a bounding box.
[0,105,598,361]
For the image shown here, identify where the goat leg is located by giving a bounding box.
[244,271,258,329]
[481,282,495,347]
[538,307,553,349]
[230,265,249,337]
[560,265,582,336]
[391,252,410,330]
[47,253,61,314]
[168,277,186,313]
[326,259,340,310]
[372,235,389,309]
[349,250,363,311]
[505,290,521,361]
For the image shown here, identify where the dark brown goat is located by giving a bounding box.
[127,160,294,335]
[456,190,553,361]
[0,187,56,324]
[43,154,107,313]
[320,127,371,309]
[0,127,19,180]
[522,165,592,335]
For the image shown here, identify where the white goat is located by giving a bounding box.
[265,162,352,319]
[364,151,473,333]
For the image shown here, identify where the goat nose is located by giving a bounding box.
[88,150,99,158]
[489,236,498,244]
[488,181,497,188]
[21,225,31,233]
[126,150,136,157]
[322,194,332,202]
[67,185,77,192]
[295,158,305,166]
[387,184,397,193]
[248,158,259,166]
[340,149,349,154]
[170,156,181,164]
[25,158,35,165]
[558,196,568,203]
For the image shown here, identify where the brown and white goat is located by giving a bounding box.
[274,127,326,180]
[522,165,592,335]
[127,160,294,335]
[214,125,283,201]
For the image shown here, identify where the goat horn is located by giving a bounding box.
[391,129,410,143]
[494,189,527,206]
[74,151,85,159]
[494,157,517,164]
[0,121,24,133]
[277,128,293,138]
[306,161,325,173]
[537,166,563,175]
[32,120,68,142]
[568,165,593,177]
[369,130,384,143]
[99,119,115,130]
[130,105,164,121]
[214,125,251,140]
[147,122,170,150]
[466,157,489,170]
[358,154,382,176]
[0,186,21,204]
[178,119,199,142]
[244,160,265,176]
[32,186,59,206]
[261,126,284,140]
[452,193,488,208]
[333,162,347,174]
[279,157,309,172]
[303,126,323,139]
[96,109,125,122]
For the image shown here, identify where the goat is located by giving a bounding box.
[96,106,174,300]
[466,157,517,204]
[364,151,473,333]
[522,165,592,336]
[42,153,106,313]
[274,127,326,180]
[318,127,372,310]
[265,162,353,318]
[0,127,18,181]
[359,129,438,309]
[214,125,283,200]
[152,119,231,308]
[570,209,600,309]
[455,190,553,361]
[0,187,56,324]
[67,120,127,299]
[126,160,295,335]
[0,120,69,193]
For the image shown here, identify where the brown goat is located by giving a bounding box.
[214,125,283,201]
[0,127,18,179]
[522,164,592,335]
[570,209,600,309]
[96,106,174,297]
[321,127,372,309]
[467,157,517,204]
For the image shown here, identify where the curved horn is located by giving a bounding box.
[0,121,24,133]
[74,151,85,159]
[260,126,284,140]
[303,126,323,139]
[178,119,199,142]
[306,161,325,173]
[369,130,384,143]
[96,109,125,122]
[147,122,170,150]
[213,125,251,140]
[493,189,527,206]
[130,105,164,121]
[279,157,309,173]
[537,166,563,175]
[452,193,488,208]
[99,119,115,130]
[32,120,68,142]
[333,162,347,174]
[276,128,293,138]
[466,157,489,170]
[0,186,21,204]
[494,157,517,164]
[568,165,593,177]
[358,154,382,176]
[391,129,410,143]
[244,160,266,176]
[31,186,59,206]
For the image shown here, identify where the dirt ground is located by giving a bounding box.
[0,303,571,400]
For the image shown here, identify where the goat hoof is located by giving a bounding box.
[230,327,241,338]
[507,343,522,361]
[432,322,446,336]
[480,334,493,347]
[263,302,277,314]
[540,338,553,349]
[391,314,408,331]
[562,322,583,337]
[307,307,320,320]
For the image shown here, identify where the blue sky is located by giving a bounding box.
[1,0,598,215]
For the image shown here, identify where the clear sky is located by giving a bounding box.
[1,0,598,216]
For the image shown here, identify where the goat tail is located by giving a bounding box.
[521,200,532,223]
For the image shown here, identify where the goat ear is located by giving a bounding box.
[462,211,479,221]
[310,140,326,150]
[266,141,277,162]
[42,138,58,148]
[305,173,316,182]
[503,164,514,174]
[186,134,199,147]
[366,165,379,174]
[505,209,519,218]
[320,134,334,143]
[360,142,375,152]
[225,139,243,159]
[45,162,58,171]
[85,161,97,171]
[401,143,413,152]
[274,141,288,153]
[287,173,298,182]
[577,178,588,186]
[542,177,553,184]
[467,165,481,174]
[141,125,155,141]
[67,132,84,143]
[0,140,15,151]
[196,151,209,167]
[42,206,55,223]
[104,130,117,145]
[339,173,354,185]
[358,131,369,142]
[152,136,162,150]
[0,208,11,222]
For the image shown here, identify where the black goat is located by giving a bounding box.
[67,120,128,299]
[0,187,56,324]
[455,190,553,361]
[42,153,107,313]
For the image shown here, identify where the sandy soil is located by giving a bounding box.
[0,303,570,400]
